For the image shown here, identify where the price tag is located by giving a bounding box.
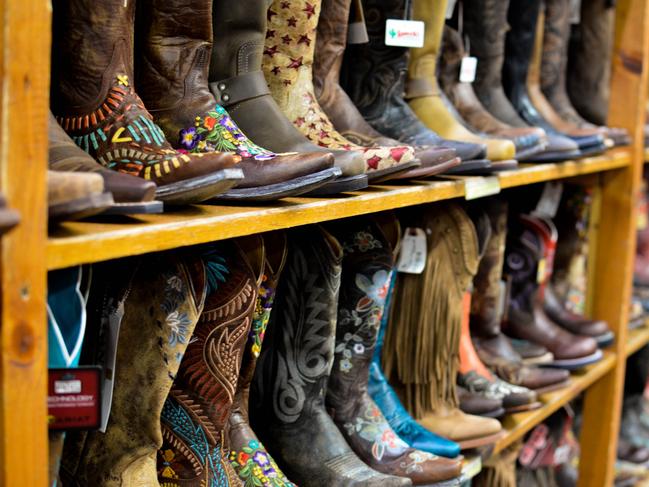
[533,181,563,219]
[396,228,427,274]
[459,56,478,83]
[464,176,501,200]
[385,19,425,48]
[446,0,458,19]
[48,367,101,431]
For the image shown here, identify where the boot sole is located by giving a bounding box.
[441,160,492,175]
[49,192,115,222]
[525,150,582,163]
[456,430,505,450]
[453,160,519,176]
[391,157,461,179]
[155,168,244,205]
[366,160,421,183]
[520,351,555,366]
[533,378,572,395]
[545,349,603,370]
[505,401,542,414]
[303,174,368,196]
[101,200,164,215]
[213,167,341,202]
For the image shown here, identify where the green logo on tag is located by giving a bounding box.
[389,28,397,38]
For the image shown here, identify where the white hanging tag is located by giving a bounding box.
[464,176,501,200]
[385,19,425,48]
[459,56,478,83]
[396,227,427,274]
[446,0,458,19]
[532,182,563,219]
[569,0,582,24]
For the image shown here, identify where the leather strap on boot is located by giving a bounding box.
[210,71,271,107]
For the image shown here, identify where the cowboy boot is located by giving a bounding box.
[314,0,460,178]
[47,170,114,222]
[135,0,340,202]
[50,0,244,204]
[438,25,545,161]
[49,112,162,214]
[251,226,406,486]
[407,0,516,162]
[462,0,581,163]
[227,233,296,486]
[209,0,368,194]
[384,204,503,450]
[541,0,628,146]
[61,250,207,486]
[326,217,462,485]
[262,0,420,183]
[157,238,263,486]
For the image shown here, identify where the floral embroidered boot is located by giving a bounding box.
[60,251,207,486]
[325,217,463,485]
[228,233,296,486]
[136,0,340,201]
[263,0,421,183]
[51,0,243,205]
[251,226,408,486]
[156,238,263,486]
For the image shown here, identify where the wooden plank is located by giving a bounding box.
[0,0,50,484]
[493,351,616,455]
[47,152,630,270]
[625,322,649,357]
[578,0,649,484]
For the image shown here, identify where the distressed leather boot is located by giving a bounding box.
[136,0,339,202]
[157,239,263,486]
[251,226,406,486]
[340,0,489,169]
[227,233,296,486]
[407,0,516,162]
[61,251,207,486]
[541,0,628,146]
[50,0,244,204]
[385,204,503,450]
[208,0,368,193]
[315,0,460,178]
[326,217,462,485]
[439,25,545,161]
[262,0,420,183]
[47,170,114,221]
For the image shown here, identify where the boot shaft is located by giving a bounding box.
[409,0,447,81]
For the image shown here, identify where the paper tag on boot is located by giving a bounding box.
[48,367,102,431]
[385,19,425,48]
[459,56,478,83]
[397,227,427,274]
[348,22,369,44]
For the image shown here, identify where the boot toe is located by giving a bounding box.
[555,335,598,360]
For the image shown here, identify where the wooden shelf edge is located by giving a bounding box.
[625,322,649,357]
[493,351,617,455]
[47,151,631,270]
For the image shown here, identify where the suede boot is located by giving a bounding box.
[315,0,460,178]
[51,0,243,204]
[251,226,406,486]
[326,217,462,485]
[262,0,420,182]
[208,0,368,194]
[136,0,339,202]
[340,0,489,167]
[157,239,263,486]
[407,0,516,162]
[61,251,207,486]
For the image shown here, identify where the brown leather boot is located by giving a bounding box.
[315,0,460,178]
[157,239,263,486]
[135,0,339,202]
[48,170,114,221]
[227,233,296,486]
[326,217,462,485]
[51,0,243,205]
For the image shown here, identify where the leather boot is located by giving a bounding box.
[315,0,460,178]
[157,239,264,486]
[48,171,114,222]
[407,0,516,162]
[51,0,244,204]
[541,0,629,146]
[49,112,162,214]
[384,204,503,450]
[227,233,296,486]
[340,0,490,170]
[251,226,404,486]
[136,0,340,202]
[262,0,420,183]
[456,386,504,418]
[61,251,207,486]
[209,0,369,194]
[326,217,462,485]
[439,25,545,161]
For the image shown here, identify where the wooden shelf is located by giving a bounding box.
[493,350,617,455]
[625,322,649,357]
[46,150,630,271]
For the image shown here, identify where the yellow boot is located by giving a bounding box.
[407,0,516,161]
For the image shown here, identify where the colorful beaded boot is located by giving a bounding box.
[262,0,420,182]
[51,0,244,205]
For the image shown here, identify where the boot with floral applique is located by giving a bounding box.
[262,0,421,183]
[51,0,244,204]
[157,238,263,486]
